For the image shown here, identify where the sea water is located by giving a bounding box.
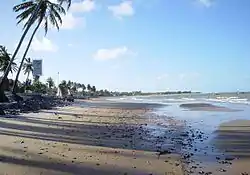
[107,92,250,163]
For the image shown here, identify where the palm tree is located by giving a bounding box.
[81,84,86,91]
[87,84,91,92]
[0,46,18,74]
[46,77,55,89]
[12,0,66,93]
[67,80,72,90]
[33,75,40,82]
[0,0,72,91]
[59,80,68,96]
[22,57,33,85]
[81,84,86,95]
[92,86,96,93]
[71,82,77,93]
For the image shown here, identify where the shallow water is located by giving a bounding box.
[107,94,250,174]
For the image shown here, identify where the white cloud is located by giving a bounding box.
[197,0,213,7]
[31,37,58,52]
[68,43,73,47]
[108,1,134,18]
[61,13,85,29]
[70,0,95,13]
[93,46,135,60]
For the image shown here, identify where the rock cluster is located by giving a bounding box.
[0,94,70,115]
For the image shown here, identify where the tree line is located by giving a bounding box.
[0,0,73,102]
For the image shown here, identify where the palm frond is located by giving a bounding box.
[51,2,66,15]
[50,5,64,24]
[44,16,49,35]
[0,47,18,73]
[16,5,36,27]
[49,11,60,31]
[57,0,71,10]
[13,1,34,12]
[14,0,66,37]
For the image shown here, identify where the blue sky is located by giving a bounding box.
[0,0,249,92]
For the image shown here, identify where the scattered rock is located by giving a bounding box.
[241,172,249,175]
[219,168,226,172]
[199,171,205,174]
[225,157,234,161]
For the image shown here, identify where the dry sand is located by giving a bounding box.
[0,106,183,175]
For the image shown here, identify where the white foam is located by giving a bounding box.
[206,96,250,105]
[106,95,250,105]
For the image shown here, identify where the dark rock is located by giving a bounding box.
[180,133,189,137]
[0,108,5,115]
[241,173,249,175]
[158,150,171,155]
[219,168,226,172]
[225,157,235,161]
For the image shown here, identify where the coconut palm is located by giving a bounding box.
[71,82,77,94]
[81,84,86,91]
[91,86,96,93]
[46,77,55,89]
[33,75,40,82]
[87,84,91,92]
[0,0,72,90]
[67,80,72,90]
[12,0,66,93]
[0,46,18,74]
[22,57,33,84]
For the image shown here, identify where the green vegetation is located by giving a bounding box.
[0,0,72,102]
[0,46,18,74]
[12,0,66,93]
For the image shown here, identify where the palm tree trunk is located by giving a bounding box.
[26,71,30,85]
[12,20,42,93]
[24,71,30,92]
[0,0,42,91]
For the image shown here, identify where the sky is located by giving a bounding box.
[0,0,249,92]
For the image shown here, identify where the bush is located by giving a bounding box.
[30,81,48,94]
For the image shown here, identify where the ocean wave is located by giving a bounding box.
[107,95,250,105]
[206,97,250,105]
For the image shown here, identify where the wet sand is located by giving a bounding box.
[180,103,239,112]
[182,118,250,175]
[0,104,183,175]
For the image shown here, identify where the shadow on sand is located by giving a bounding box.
[0,111,183,175]
[213,127,250,158]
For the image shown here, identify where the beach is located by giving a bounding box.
[0,100,184,175]
[0,94,250,175]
